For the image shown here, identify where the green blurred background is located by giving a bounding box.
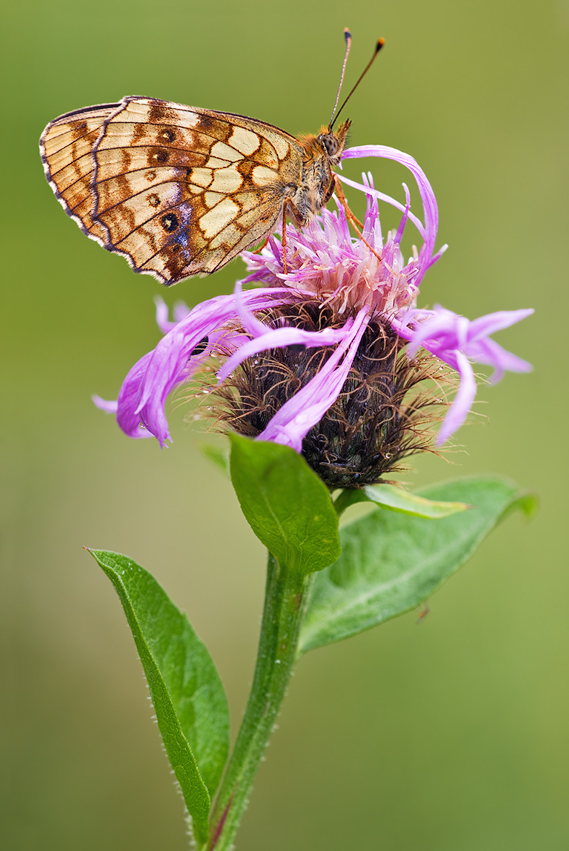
[2,0,568,848]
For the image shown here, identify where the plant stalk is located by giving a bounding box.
[207,552,313,850]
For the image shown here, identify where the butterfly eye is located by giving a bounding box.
[318,133,339,156]
[161,213,179,232]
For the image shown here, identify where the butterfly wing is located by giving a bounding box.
[41,97,305,284]
[40,103,121,245]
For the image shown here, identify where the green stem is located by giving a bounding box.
[207,553,313,851]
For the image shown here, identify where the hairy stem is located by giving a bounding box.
[207,553,313,850]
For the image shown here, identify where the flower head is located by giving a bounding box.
[95,145,533,485]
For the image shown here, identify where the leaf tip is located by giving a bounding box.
[516,491,539,520]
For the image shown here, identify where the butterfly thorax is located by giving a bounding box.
[291,120,351,225]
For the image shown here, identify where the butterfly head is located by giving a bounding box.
[317,119,351,166]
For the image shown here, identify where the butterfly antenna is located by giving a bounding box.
[328,28,352,130]
[330,37,385,130]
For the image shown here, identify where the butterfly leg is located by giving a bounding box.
[333,176,382,262]
[281,213,288,274]
[251,235,271,254]
[281,199,306,275]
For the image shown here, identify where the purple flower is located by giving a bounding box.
[95,143,533,480]
[392,304,533,444]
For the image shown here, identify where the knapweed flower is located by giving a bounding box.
[95,145,533,488]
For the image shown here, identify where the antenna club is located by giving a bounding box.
[344,28,352,42]
[329,35,385,130]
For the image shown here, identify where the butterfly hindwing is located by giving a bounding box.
[90,97,305,282]
[41,97,307,284]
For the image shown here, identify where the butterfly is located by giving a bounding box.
[40,34,383,286]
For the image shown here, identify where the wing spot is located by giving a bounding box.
[148,193,161,207]
[146,170,157,181]
[252,165,280,187]
[161,213,179,232]
[271,135,290,160]
[209,165,243,194]
[205,191,224,208]
[197,116,214,132]
[210,141,244,162]
[200,198,239,238]
[159,129,176,143]
[152,149,169,164]
[205,156,231,169]
[148,102,168,123]
[228,126,261,156]
[190,168,213,188]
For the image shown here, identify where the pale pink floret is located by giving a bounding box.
[94,144,533,450]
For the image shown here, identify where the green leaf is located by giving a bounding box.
[229,434,341,575]
[299,476,536,655]
[199,441,229,476]
[334,482,471,518]
[88,549,230,847]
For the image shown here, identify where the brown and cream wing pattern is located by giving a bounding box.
[40,96,306,284]
[40,103,119,245]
